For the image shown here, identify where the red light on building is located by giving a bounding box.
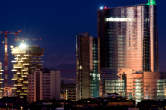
[104,6,108,10]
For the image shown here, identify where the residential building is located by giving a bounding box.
[28,69,61,102]
[11,44,43,99]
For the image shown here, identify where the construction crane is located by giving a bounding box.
[14,37,42,42]
[0,30,21,88]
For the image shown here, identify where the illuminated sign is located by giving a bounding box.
[105,18,133,22]
[147,0,156,5]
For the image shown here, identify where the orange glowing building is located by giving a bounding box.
[98,0,159,102]
[117,69,160,102]
[98,3,158,74]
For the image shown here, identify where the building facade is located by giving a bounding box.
[61,83,76,101]
[76,33,100,100]
[28,69,61,102]
[40,69,61,101]
[0,62,3,98]
[104,70,160,103]
[11,45,43,99]
[28,70,40,102]
[75,0,160,102]
[98,3,158,73]
[156,72,166,100]
[97,0,159,102]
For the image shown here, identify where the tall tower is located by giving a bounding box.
[97,0,159,101]
[76,33,100,100]
[98,3,158,73]
[11,43,43,98]
[148,0,158,72]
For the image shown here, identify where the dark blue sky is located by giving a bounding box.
[0,0,165,72]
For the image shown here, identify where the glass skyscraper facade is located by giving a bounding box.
[97,0,160,102]
[98,4,158,73]
[76,33,100,100]
[76,0,163,102]
[90,38,100,98]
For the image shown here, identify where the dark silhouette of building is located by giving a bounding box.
[76,33,100,100]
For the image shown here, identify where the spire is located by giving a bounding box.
[146,0,156,5]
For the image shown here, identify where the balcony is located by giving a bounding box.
[23,81,28,84]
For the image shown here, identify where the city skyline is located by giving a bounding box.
[0,0,165,73]
[76,0,161,102]
[0,0,164,109]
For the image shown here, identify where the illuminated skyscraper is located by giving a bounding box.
[98,1,158,73]
[76,33,100,100]
[98,0,159,101]
[11,44,43,99]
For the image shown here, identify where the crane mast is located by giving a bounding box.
[1,30,21,90]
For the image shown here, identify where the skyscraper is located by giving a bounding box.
[75,0,159,101]
[76,33,100,100]
[98,0,158,73]
[11,44,43,99]
[98,0,159,101]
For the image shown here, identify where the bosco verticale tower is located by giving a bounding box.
[11,43,44,99]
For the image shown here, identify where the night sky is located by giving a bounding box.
[0,0,165,80]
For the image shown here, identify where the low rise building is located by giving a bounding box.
[104,68,160,103]
[61,83,76,101]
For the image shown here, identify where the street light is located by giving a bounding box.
[20,106,23,110]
